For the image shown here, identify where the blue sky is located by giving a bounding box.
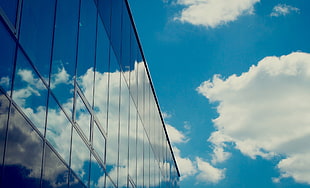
[128,0,310,187]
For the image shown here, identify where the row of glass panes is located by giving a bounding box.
[0,0,179,186]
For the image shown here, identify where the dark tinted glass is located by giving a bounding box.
[46,94,72,163]
[0,89,9,167]
[0,19,16,95]
[51,0,79,116]
[110,0,122,61]
[0,0,18,26]
[97,0,111,37]
[19,0,56,81]
[42,144,69,188]
[2,105,43,187]
[12,48,48,135]
[76,0,97,104]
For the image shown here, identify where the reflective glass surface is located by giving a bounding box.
[76,0,97,104]
[12,48,48,135]
[0,0,18,26]
[0,19,16,95]
[46,94,72,163]
[19,0,56,82]
[2,104,43,187]
[0,0,180,187]
[0,89,9,167]
[51,0,79,116]
[42,144,69,188]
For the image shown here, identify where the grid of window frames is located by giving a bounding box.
[0,0,180,187]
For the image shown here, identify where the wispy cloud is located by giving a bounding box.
[270,4,300,17]
[197,52,310,184]
[174,0,260,28]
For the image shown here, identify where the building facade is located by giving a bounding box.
[0,0,180,187]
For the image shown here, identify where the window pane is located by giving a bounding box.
[46,95,72,164]
[2,105,43,187]
[94,18,109,132]
[90,155,105,188]
[42,144,69,188]
[71,128,90,187]
[19,0,56,81]
[0,89,10,167]
[93,121,106,163]
[97,0,111,36]
[76,94,91,140]
[12,48,48,135]
[0,0,18,26]
[110,0,122,61]
[51,0,79,116]
[0,19,16,95]
[76,0,97,104]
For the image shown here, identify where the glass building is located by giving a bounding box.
[0,0,180,187]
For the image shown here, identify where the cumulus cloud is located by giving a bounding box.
[197,52,310,184]
[196,157,226,184]
[174,0,260,28]
[270,4,300,17]
[166,124,189,143]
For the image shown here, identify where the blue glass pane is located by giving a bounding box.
[0,0,18,26]
[94,18,109,131]
[97,0,111,36]
[90,155,105,188]
[46,95,72,164]
[12,48,48,135]
[2,105,43,187]
[110,0,122,61]
[71,128,90,186]
[76,0,97,104]
[51,0,79,116]
[69,172,87,188]
[0,89,9,167]
[19,0,56,82]
[0,19,16,95]
[42,144,69,188]
[121,1,131,72]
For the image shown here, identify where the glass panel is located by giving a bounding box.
[136,118,144,188]
[0,89,9,167]
[110,0,122,61]
[97,0,111,36]
[90,155,105,188]
[105,175,116,188]
[94,17,109,132]
[0,19,16,95]
[76,0,97,104]
[42,144,69,188]
[51,0,79,116]
[128,97,137,184]
[118,74,129,187]
[93,121,106,163]
[12,48,48,135]
[19,0,56,82]
[76,94,91,140]
[46,94,72,163]
[105,50,120,184]
[0,0,18,26]
[69,172,87,188]
[121,1,131,83]
[2,105,43,187]
[144,138,150,188]
[71,128,90,187]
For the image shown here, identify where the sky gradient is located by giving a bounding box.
[128,0,310,187]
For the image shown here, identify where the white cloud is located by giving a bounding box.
[270,4,299,17]
[196,157,225,184]
[197,52,310,184]
[173,146,197,180]
[166,123,189,143]
[174,0,260,28]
